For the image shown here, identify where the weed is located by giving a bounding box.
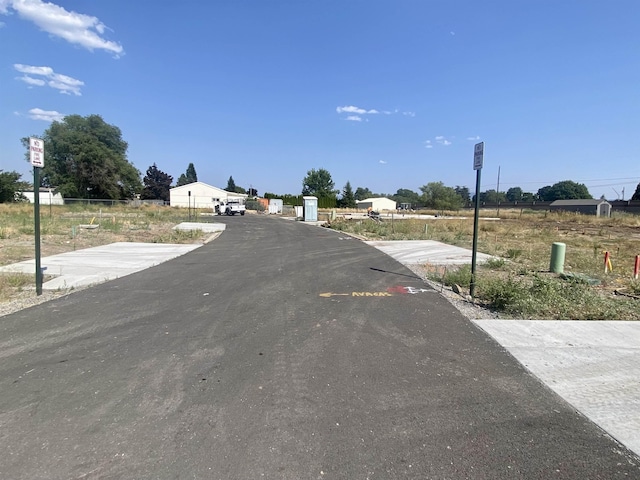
[484,257,506,269]
[506,248,522,259]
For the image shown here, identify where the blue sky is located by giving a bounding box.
[1,0,639,199]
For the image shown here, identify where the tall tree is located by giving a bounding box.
[354,186,373,201]
[175,163,198,186]
[226,176,236,192]
[537,180,592,201]
[338,181,357,208]
[301,168,338,198]
[22,114,141,199]
[392,188,420,207]
[506,187,524,202]
[631,181,640,201]
[454,186,471,206]
[420,182,463,210]
[185,163,197,183]
[0,171,28,203]
[478,189,506,203]
[140,164,173,201]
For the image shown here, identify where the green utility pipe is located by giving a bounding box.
[550,242,566,274]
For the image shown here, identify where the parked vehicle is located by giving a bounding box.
[214,199,246,216]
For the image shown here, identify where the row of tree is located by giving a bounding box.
[4,114,640,205]
[295,168,640,211]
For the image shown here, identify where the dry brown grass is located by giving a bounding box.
[329,208,640,319]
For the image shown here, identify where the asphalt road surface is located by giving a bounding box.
[1,215,638,479]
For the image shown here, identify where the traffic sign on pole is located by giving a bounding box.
[473,142,484,170]
[29,137,44,167]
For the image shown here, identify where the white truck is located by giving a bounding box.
[214,198,246,216]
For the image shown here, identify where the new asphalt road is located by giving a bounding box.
[0,215,638,479]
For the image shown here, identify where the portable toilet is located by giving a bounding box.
[303,196,318,222]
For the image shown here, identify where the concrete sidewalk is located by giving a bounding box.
[0,222,225,290]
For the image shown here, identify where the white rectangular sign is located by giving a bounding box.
[29,137,44,167]
[473,142,484,170]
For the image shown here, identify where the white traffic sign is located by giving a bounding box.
[29,137,44,167]
[473,142,484,170]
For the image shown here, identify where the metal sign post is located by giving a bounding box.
[29,138,44,295]
[188,190,191,221]
[470,142,484,298]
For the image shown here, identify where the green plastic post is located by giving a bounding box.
[550,242,566,274]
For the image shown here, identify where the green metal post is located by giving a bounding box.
[470,168,482,298]
[34,167,42,296]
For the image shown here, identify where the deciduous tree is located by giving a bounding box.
[22,114,141,199]
[454,186,471,206]
[506,187,523,202]
[420,182,463,211]
[392,188,420,208]
[537,181,592,201]
[354,186,373,201]
[0,171,28,203]
[302,168,338,198]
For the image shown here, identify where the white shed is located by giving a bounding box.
[20,189,65,205]
[169,182,247,209]
[356,197,397,211]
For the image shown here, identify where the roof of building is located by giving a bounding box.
[356,197,396,203]
[550,199,610,206]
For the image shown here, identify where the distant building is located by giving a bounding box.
[549,199,611,217]
[19,188,65,205]
[169,182,247,209]
[356,197,397,211]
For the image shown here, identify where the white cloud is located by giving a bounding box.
[337,105,416,123]
[435,135,444,140]
[424,140,433,149]
[379,160,387,164]
[435,136,452,146]
[1,0,123,56]
[16,74,46,86]
[14,63,83,95]
[14,63,52,75]
[337,105,379,115]
[467,135,480,141]
[28,107,64,121]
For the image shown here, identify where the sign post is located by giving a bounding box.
[470,142,484,298]
[29,138,44,295]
